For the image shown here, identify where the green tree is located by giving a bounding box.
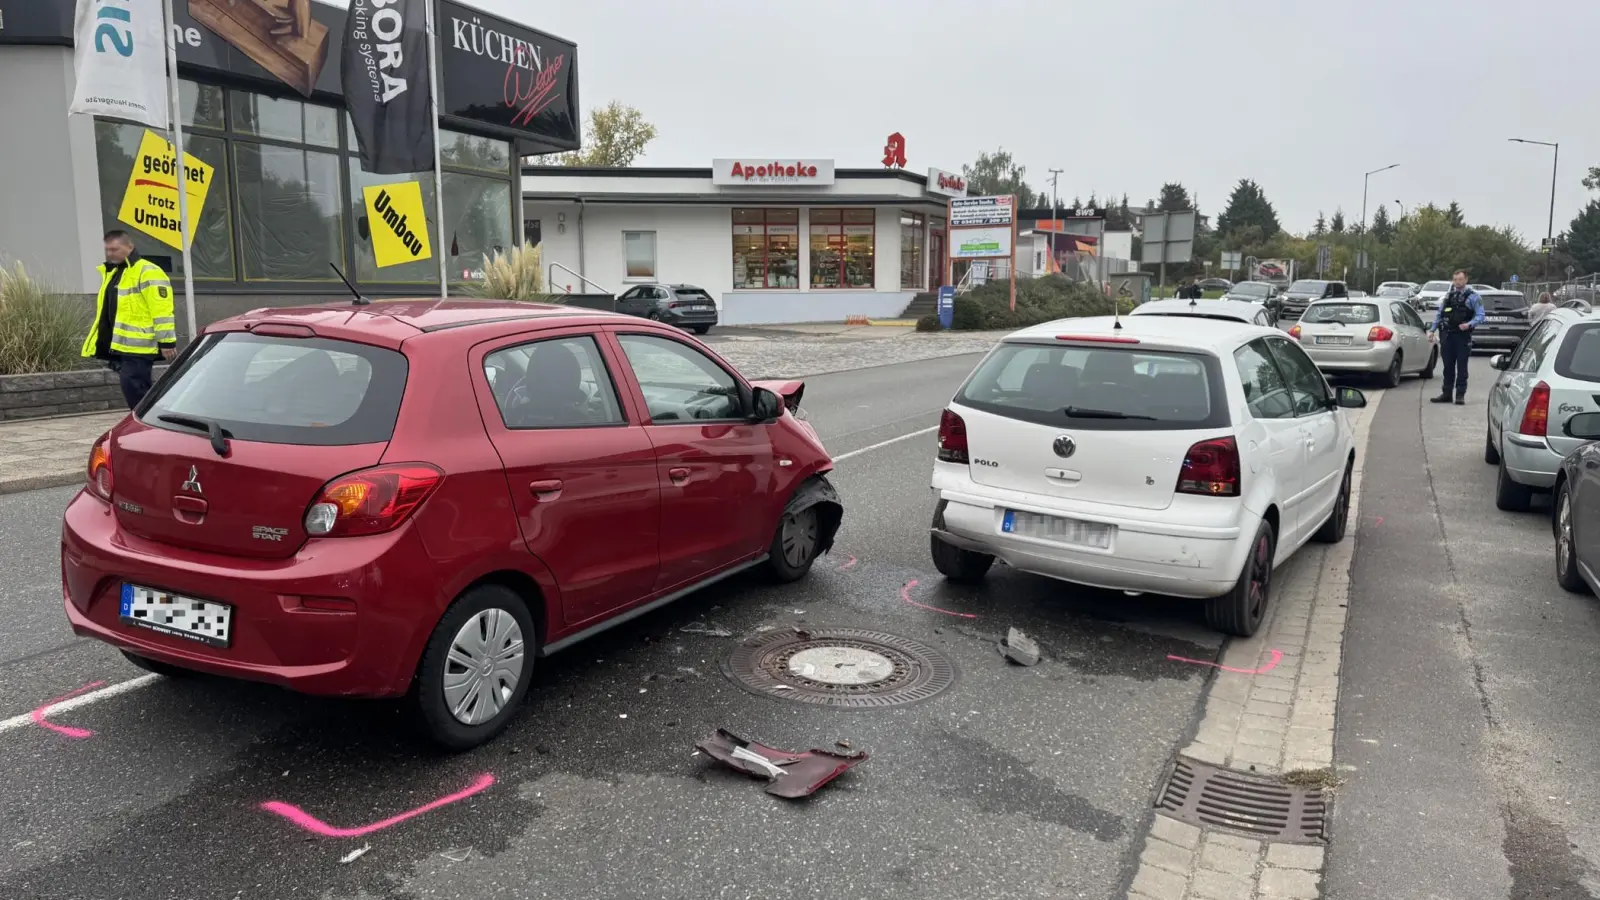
[1370,205,1395,244]
[550,101,658,166]
[1446,201,1467,228]
[1216,179,1281,239]
[1583,167,1600,192]
[1312,211,1327,235]
[961,148,1034,201]
[1157,182,1192,211]
[1330,209,1346,233]
[1562,199,1600,275]
[1390,206,1464,281]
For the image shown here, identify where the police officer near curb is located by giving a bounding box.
[1429,269,1485,405]
[81,231,177,409]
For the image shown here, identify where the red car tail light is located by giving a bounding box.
[1288,325,1302,339]
[1368,326,1395,342]
[304,464,444,537]
[1520,382,1551,436]
[937,409,969,464]
[86,432,112,500]
[1176,436,1241,497]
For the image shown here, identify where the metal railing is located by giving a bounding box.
[546,262,612,296]
[1500,272,1600,304]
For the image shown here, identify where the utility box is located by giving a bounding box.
[937,286,956,329]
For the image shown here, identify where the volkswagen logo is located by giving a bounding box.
[1052,435,1077,459]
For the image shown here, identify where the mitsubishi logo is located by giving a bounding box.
[181,466,203,494]
[1053,436,1077,459]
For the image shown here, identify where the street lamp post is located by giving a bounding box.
[1361,164,1399,291]
[1394,199,1407,220]
[1509,138,1559,278]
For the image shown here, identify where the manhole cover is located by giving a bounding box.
[722,628,956,708]
[1155,756,1329,844]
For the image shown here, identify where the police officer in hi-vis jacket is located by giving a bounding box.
[80,230,178,409]
[1429,270,1485,405]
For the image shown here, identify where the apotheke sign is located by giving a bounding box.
[926,167,967,198]
[713,159,836,186]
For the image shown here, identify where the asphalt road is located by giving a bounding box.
[0,352,1231,900]
[1328,356,1600,899]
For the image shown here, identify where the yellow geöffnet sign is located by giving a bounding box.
[118,129,214,250]
[362,181,433,268]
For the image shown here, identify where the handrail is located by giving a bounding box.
[547,262,612,295]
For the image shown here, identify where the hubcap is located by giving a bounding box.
[781,508,819,568]
[1559,493,1573,576]
[443,608,525,726]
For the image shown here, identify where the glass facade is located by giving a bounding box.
[732,208,800,289]
[809,209,874,289]
[93,79,516,289]
[900,212,926,290]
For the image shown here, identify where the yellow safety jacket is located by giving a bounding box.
[81,256,177,358]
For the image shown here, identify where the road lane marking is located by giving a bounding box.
[1167,648,1284,675]
[0,674,159,737]
[0,421,946,736]
[832,425,938,462]
[261,773,496,838]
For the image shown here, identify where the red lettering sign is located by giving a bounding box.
[504,53,566,129]
[882,132,907,169]
[938,173,965,191]
[728,161,819,181]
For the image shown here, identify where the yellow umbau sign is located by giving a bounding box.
[363,181,433,268]
[117,130,214,251]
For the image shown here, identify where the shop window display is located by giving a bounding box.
[810,209,874,289]
[732,208,799,289]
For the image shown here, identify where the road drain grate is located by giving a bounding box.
[1155,756,1329,844]
[722,628,956,709]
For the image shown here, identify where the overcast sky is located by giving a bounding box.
[435,0,1597,242]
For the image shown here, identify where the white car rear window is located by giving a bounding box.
[956,342,1230,431]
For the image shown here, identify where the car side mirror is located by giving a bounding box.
[1489,354,1510,371]
[1334,386,1367,409]
[1565,412,1600,440]
[748,387,782,423]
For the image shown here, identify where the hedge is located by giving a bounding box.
[939,275,1136,331]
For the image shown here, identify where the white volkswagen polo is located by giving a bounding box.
[929,315,1366,636]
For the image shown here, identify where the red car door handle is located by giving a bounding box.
[668,467,691,485]
[529,479,564,499]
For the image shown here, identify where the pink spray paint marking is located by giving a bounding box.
[838,555,858,571]
[1167,648,1284,675]
[1372,516,1384,527]
[261,773,495,838]
[899,579,977,619]
[31,680,107,739]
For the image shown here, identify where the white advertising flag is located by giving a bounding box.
[69,0,170,129]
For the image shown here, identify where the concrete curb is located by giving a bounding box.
[0,470,84,496]
[1124,388,1387,899]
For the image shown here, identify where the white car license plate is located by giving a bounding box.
[1487,315,1516,324]
[695,305,714,311]
[1315,335,1353,345]
[1001,510,1114,549]
[119,584,232,648]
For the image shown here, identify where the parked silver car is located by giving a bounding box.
[1486,308,1600,510]
[1129,297,1276,327]
[1289,298,1437,387]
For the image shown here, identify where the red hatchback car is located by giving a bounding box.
[61,300,842,749]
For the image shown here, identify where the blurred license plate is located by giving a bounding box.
[119,584,232,648]
[1315,335,1352,345]
[695,305,714,311]
[1487,316,1516,323]
[1002,510,1114,549]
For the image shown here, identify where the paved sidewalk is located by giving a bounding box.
[1124,389,1384,900]
[0,329,1004,495]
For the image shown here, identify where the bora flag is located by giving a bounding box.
[342,0,434,174]
[69,0,171,129]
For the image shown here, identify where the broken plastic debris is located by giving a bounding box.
[680,622,734,637]
[696,728,868,799]
[339,845,371,864]
[1000,627,1042,666]
[440,848,472,863]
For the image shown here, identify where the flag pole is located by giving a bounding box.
[161,0,198,344]
[422,0,449,299]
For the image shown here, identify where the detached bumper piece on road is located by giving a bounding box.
[697,728,869,799]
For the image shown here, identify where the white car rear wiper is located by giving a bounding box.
[1062,406,1157,420]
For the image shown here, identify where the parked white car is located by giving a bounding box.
[1130,297,1276,327]
[1289,297,1437,387]
[1485,308,1600,510]
[928,316,1366,636]
[1415,280,1452,312]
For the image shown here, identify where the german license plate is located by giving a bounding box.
[1001,510,1114,549]
[1315,335,1352,345]
[1487,315,1516,323]
[119,584,232,648]
[693,305,714,311]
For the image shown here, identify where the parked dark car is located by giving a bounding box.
[1278,279,1349,320]
[1553,412,1600,593]
[1471,289,1534,351]
[616,283,719,335]
[1198,277,1234,292]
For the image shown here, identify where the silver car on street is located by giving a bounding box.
[1290,298,1437,387]
[1486,308,1600,510]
